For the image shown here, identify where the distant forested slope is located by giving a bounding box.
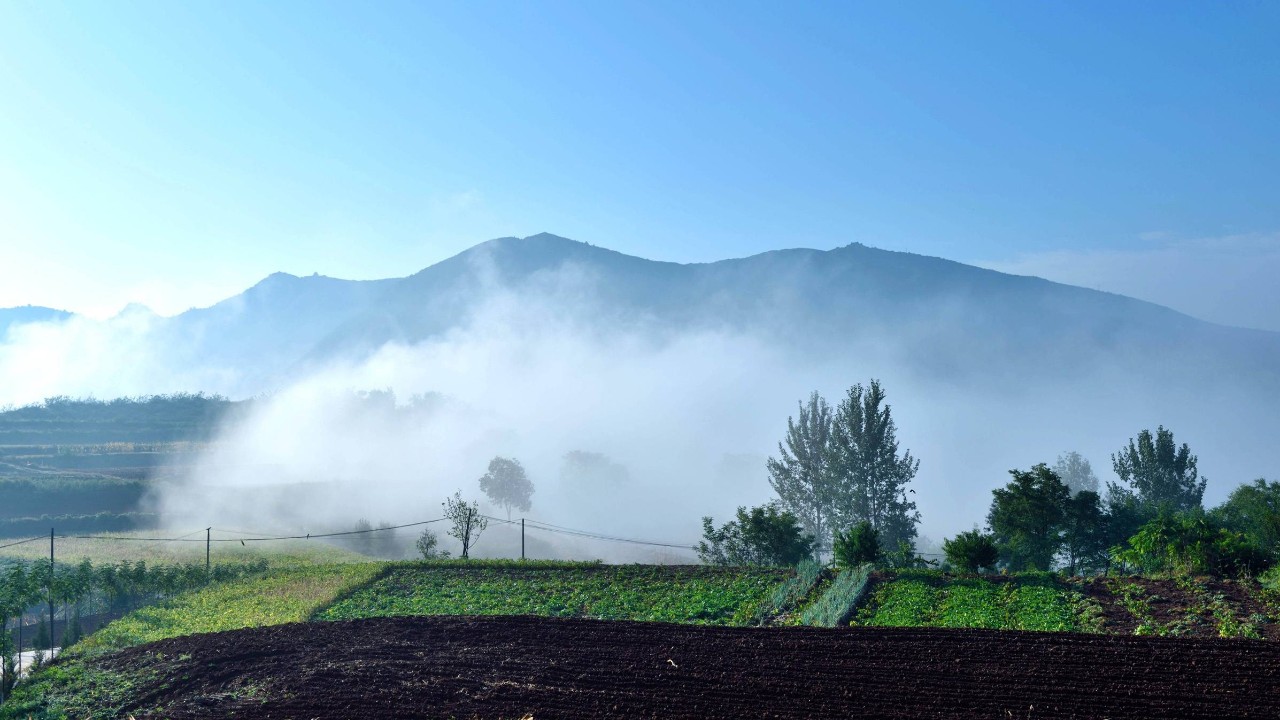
[0,394,248,445]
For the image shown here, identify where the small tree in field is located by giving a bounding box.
[944,530,999,573]
[443,491,489,559]
[415,527,449,559]
[479,456,534,520]
[833,521,882,567]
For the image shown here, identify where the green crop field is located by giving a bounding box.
[78,563,382,653]
[317,560,791,625]
[854,570,1084,632]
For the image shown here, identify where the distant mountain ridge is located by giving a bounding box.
[8,233,1279,519]
[4,233,1278,396]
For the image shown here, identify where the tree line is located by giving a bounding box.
[0,558,268,700]
[700,380,923,568]
[699,381,1279,579]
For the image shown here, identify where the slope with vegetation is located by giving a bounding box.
[318,561,789,626]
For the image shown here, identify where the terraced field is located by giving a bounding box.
[8,563,1280,719]
[318,561,790,625]
[855,570,1084,632]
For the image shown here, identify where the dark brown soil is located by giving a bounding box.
[1080,576,1280,640]
[98,615,1280,719]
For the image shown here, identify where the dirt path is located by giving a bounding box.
[90,615,1280,719]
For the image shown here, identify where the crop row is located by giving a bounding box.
[854,571,1081,632]
[317,563,790,626]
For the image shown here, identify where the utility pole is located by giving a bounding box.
[521,518,525,561]
[49,528,55,657]
[206,527,212,577]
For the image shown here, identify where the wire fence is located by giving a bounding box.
[0,516,697,550]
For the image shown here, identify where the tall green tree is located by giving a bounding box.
[479,456,534,520]
[1060,490,1109,575]
[1110,426,1206,513]
[987,464,1071,571]
[767,392,835,556]
[697,504,815,566]
[827,380,920,551]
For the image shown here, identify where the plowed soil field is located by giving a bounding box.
[90,616,1280,719]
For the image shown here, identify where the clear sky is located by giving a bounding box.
[1,1,1277,328]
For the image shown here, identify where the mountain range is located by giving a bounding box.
[6,232,1277,394]
[5,233,1277,523]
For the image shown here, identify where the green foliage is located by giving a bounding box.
[827,380,921,550]
[79,564,379,653]
[943,529,998,573]
[0,393,241,445]
[987,464,1070,571]
[856,570,1081,632]
[697,504,815,566]
[414,527,448,559]
[0,512,157,538]
[1110,426,1205,513]
[798,564,871,627]
[857,572,941,627]
[756,560,824,622]
[0,655,162,720]
[478,456,534,520]
[1212,478,1280,561]
[1112,511,1273,576]
[317,563,788,626]
[0,477,147,521]
[767,391,836,555]
[1061,490,1110,574]
[833,521,881,567]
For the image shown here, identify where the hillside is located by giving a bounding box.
[166,236,1280,389]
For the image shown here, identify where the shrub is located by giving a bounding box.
[833,521,881,567]
[697,505,815,566]
[944,530,999,573]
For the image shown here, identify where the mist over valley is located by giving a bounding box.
[2,233,1275,557]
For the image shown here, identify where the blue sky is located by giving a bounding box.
[1,1,1277,327]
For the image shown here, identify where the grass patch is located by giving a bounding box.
[317,562,788,626]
